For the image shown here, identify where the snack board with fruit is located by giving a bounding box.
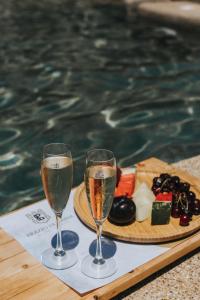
[111,170,200,227]
[74,157,200,243]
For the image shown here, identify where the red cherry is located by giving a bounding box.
[179,214,190,226]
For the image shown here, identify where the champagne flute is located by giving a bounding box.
[81,148,117,278]
[41,143,77,269]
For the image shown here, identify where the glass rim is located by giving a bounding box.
[43,143,71,156]
[86,148,115,163]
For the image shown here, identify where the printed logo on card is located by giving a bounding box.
[26,209,51,224]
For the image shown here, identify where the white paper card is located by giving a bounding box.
[0,191,169,294]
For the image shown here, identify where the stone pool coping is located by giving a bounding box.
[126,0,200,28]
[137,1,200,26]
[115,154,200,300]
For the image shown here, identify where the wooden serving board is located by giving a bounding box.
[74,157,200,243]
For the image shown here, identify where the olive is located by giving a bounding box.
[179,182,190,193]
[108,196,136,225]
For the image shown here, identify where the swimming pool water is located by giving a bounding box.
[1,0,200,214]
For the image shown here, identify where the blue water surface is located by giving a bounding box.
[0,0,200,213]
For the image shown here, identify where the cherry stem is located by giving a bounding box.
[160,178,170,192]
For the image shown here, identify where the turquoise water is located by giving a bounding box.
[1,0,200,214]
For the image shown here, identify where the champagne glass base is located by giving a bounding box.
[81,255,117,279]
[41,248,78,270]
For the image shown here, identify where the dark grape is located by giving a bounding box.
[171,176,180,187]
[185,209,193,221]
[193,199,200,215]
[162,186,170,193]
[186,191,196,203]
[153,176,163,187]
[151,185,160,195]
[160,173,170,180]
[153,177,159,185]
[179,182,190,193]
[168,181,175,191]
[188,202,194,212]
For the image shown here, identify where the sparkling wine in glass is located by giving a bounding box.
[81,149,117,278]
[41,143,77,269]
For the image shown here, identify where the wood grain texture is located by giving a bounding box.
[74,158,200,243]
[0,234,80,300]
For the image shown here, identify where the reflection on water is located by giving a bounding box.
[1,0,200,213]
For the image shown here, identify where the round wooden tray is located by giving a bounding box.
[74,158,200,243]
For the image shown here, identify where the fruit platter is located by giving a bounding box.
[74,158,200,243]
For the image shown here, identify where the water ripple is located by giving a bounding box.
[0,152,23,170]
[0,128,21,145]
[101,109,119,128]
[1,0,200,213]
[119,140,152,165]
[0,87,13,108]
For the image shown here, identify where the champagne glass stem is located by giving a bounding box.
[94,223,104,265]
[54,213,65,257]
